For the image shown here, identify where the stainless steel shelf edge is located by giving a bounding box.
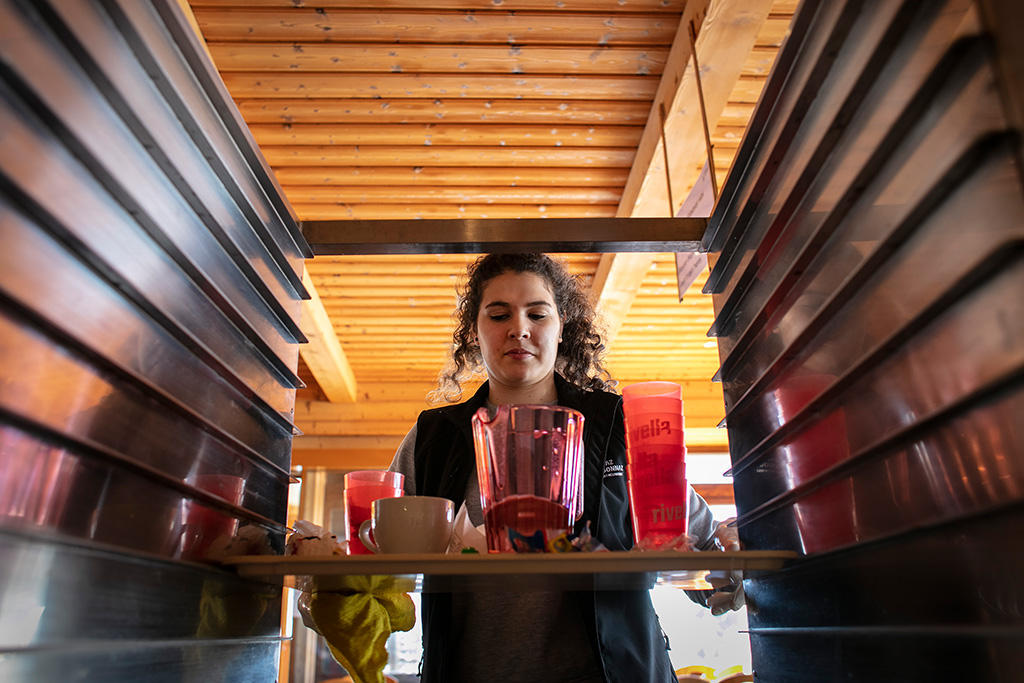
[301,217,708,255]
[224,549,798,579]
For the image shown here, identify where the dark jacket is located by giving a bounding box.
[412,375,676,683]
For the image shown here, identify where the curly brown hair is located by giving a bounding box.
[430,253,615,403]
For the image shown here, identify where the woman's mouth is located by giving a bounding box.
[505,349,532,360]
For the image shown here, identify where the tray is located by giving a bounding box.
[223,550,799,593]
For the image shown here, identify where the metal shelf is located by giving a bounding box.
[223,550,798,593]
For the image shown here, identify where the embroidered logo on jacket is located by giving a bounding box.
[603,459,624,478]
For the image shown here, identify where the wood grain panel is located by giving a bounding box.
[318,300,455,310]
[619,0,771,220]
[191,0,687,11]
[316,282,466,295]
[770,0,799,13]
[275,167,630,187]
[312,253,593,268]
[209,44,671,74]
[754,14,792,47]
[220,73,659,100]
[263,145,637,167]
[283,186,621,204]
[718,102,757,127]
[184,0,793,462]
[194,9,680,45]
[725,75,771,104]
[292,203,618,219]
[741,45,783,77]
[607,254,719,384]
[250,123,643,147]
[236,99,653,125]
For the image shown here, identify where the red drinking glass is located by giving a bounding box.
[343,470,404,555]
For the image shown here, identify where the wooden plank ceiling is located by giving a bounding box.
[186,0,796,470]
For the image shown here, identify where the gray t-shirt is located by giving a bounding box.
[389,422,718,682]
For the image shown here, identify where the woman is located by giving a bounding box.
[390,253,734,682]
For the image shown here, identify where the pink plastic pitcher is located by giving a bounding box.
[472,405,585,553]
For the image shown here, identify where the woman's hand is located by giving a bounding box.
[711,517,740,552]
[706,518,745,615]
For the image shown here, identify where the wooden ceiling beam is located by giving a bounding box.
[284,187,621,205]
[310,253,595,266]
[592,0,711,347]
[265,146,636,167]
[294,204,618,220]
[298,269,358,403]
[275,167,630,187]
[594,0,776,348]
[590,253,657,346]
[193,9,679,44]
[624,0,774,217]
[236,99,652,125]
[249,123,643,148]
[220,73,659,100]
[208,44,670,75]
[191,0,688,12]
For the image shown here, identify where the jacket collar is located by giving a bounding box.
[446,374,595,465]
[448,373,585,422]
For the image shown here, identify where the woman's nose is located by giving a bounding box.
[508,319,530,338]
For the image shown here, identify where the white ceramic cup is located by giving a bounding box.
[358,495,455,554]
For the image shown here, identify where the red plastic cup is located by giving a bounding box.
[344,470,405,489]
[625,410,685,448]
[621,382,688,549]
[623,381,682,402]
[773,373,854,553]
[180,474,246,559]
[622,396,681,413]
[343,470,404,555]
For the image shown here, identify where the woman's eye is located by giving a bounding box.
[529,313,547,320]
[489,314,509,321]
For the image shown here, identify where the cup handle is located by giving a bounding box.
[357,519,380,553]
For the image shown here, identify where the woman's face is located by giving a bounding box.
[475,271,563,395]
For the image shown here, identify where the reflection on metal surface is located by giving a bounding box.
[744,379,1024,553]
[301,217,708,255]
[702,0,862,264]
[722,123,1020,420]
[0,0,303,379]
[0,192,297,434]
[707,0,959,302]
[0,421,287,561]
[711,35,994,347]
[0,530,283,647]
[0,639,285,683]
[0,302,293,478]
[0,0,304,679]
[730,237,1024,479]
[47,0,309,309]
[145,0,311,262]
[706,0,1024,679]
